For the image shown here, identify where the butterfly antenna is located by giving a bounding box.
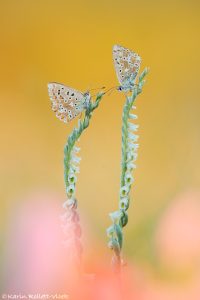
[104,86,119,96]
[88,86,106,91]
[90,86,119,97]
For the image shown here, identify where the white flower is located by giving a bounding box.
[128,132,139,142]
[72,146,80,153]
[119,197,129,210]
[120,185,130,197]
[66,184,75,196]
[62,198,76,209]
[106,225,114,238]
[125,172,134,185]
[128,122,139,131]
[127,152,138,162]
[109,211,122,223]
[108,240,114,249]
[129,113,138,120]
[68,173,77,184]
[70,164,80,174]
[127,161,136,171]
[71,154,81,164]
[127,142,139,151]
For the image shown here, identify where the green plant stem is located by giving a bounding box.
[64,92,104,196]
[107,68,149,273]
[61,92,105,268]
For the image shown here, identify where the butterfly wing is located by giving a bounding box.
[47,83,85,123]
[113,45,141,87]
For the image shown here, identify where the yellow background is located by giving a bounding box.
[0,0,200,288]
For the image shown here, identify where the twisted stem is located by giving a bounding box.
[107,68,149,273]
[61,92,105,267]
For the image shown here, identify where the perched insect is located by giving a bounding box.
[47,83,91,123]
[113,44,141,92]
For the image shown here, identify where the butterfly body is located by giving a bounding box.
[117,75,135,92]
[47,82,91,123]
[113,45,141,92]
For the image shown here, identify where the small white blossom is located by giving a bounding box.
[108,240,114,249]
[125,172,134,185]
[129,113,138,120]
[128,122,139,131]
[71,154,81,164]
[119,197,129,210]
[127,161,136,171]
[127,152,138,162]
[70,164,80,174]
[120,185,130,197]
[128,132,139,142]
[106,225,114,238]
[109,211,122,223]
[72,146,81,153]
[66,184,75,196]
[68,173,77,184]
[127,142,139,151]
[62,198,76,209]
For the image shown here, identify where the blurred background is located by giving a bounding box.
[1,0,200,298]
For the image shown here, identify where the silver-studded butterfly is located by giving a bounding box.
[113,45,141,92]
[47,83,91,123]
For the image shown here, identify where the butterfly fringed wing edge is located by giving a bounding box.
[47,82,89,123]
[112,44,142,92]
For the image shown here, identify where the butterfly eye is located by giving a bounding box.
[64,108,67,113]
[71,93,74,96]
[64,99,67,103]
[59,104,63,108]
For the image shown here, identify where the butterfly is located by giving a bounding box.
[47,83,91,123]
[113,45,141,92]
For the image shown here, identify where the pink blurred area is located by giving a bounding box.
[2,190,200,299]
[156,191,200,268]
[4,191,79,293]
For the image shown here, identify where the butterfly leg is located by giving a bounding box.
[79,112,83,120]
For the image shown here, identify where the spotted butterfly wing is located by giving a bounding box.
[113,45,141,88]
[48,83,85,123]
